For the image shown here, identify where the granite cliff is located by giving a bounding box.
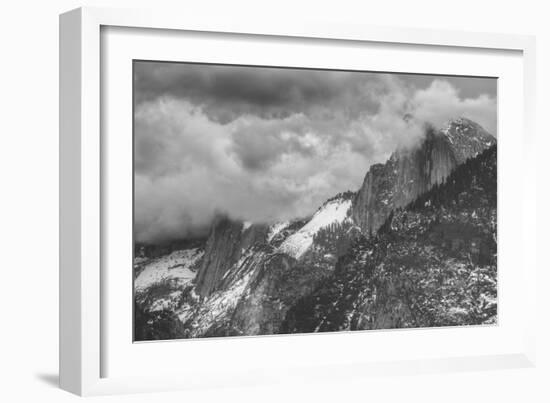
[352,118,495,235]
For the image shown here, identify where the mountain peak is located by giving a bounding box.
[440,117,496,164]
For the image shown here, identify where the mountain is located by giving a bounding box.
[441,117,496,164]
[134,117,497,340]
[281,145,497,332]
[194,216,270,297]
[351,118,496,235]
[180,202,352,337]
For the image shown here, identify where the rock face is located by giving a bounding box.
[352,119,495,235]
[194,216,269,297]
[442,117,496,164]
[228,254,329,336]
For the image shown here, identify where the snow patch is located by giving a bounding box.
[267,221,289,243]
[135,248,203,291]
[242,221,252,232]
[278,199,352,259]
[149,290,183,312]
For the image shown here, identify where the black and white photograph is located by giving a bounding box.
[133,61,497,341]
[2,0,547,399]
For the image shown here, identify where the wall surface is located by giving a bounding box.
[0,0,548,402]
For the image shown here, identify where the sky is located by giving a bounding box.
[134,61,497,243]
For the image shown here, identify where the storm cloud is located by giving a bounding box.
[134,62,497,243]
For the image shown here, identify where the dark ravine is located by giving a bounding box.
[134,117,497,340]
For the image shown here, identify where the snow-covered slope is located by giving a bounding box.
[135,248,204,291]
[267,221,290,243]
[278,199,352,259]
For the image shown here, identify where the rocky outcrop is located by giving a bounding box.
[194,216,269,297]
[227,250,338,336]
[352,119,495,235]
[442,117,496,164]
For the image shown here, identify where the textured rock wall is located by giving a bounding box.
[352,131,457,234]
[352,120,494,236]
[194,217,268,297]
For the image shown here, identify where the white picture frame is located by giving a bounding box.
[59,6,537,396]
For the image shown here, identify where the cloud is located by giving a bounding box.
[134,65,497,243]
[134,63,385,123]
[410,79,497,135]
[134,99,370,242]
